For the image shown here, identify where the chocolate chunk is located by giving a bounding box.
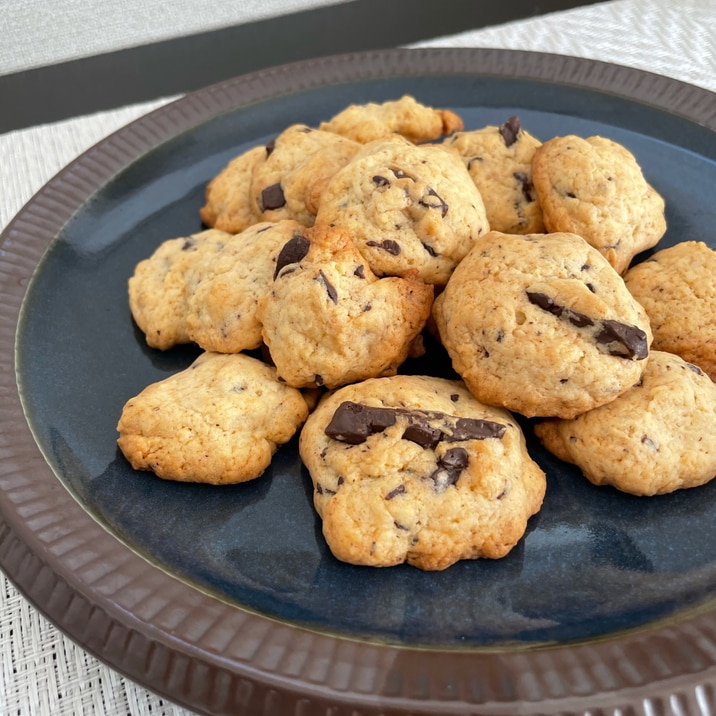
[430,447,469,489]
[402,420,442,449]
[274,234,310,279]
[450,417,507,441]
[265,138,276,156]
[373,175,390,187]
[595,319,648,359]
[181,238,196,251]
[422,242,438,257]
[260,183,286,211]
[325,401,506,446]
[317,270,338,304]
[354,265,365,278]
[385,484,406,500]
[499,116,521,147]
[325,402,397,444]
[513,171,536,202]
[366,239,401,255]
[419,187,449,217]
[687,363,704,375]
[527,291,648,360]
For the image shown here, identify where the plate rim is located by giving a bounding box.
[3,47,716,715]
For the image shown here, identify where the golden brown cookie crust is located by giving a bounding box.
[433,230,653,418]
[299,374,546,570]
[624,241,716,381]
[444,116,544,234]
[257,223,434,389]
[319,95,463,144]
[117,352,309,484]
[315,134,490,285]
[531,134,666,274]
[534,350,716,495]
[199,145,265,233]
[128,229,230,350]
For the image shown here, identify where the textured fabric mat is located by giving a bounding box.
[1,0,714,713]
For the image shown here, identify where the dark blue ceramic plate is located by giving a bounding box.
[16,64,716,649]
[4,49,716,715]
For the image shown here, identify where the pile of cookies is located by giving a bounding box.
[117,95,716,571]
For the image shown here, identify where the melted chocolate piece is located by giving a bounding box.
[373,175,390,187]
[422,242,438,257]
[274,234,310,279]
[513,171,536,202]
[317,270,338,304]
[526,291,648,359]
[499,116,521,147]
[391,168,414,181]
[265,138,276,156]
[430,447,469,489]
[325,401,506,446]
[419,187,449,217]
[325,402,396,444]
[366,239,401,255]
[385,484,406,500]
[260,183,286,211]
[595,319,649,359]
[354,265,365,278]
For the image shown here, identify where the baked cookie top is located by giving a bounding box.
[299,374,546,570]
[249,124,360,226]
[199,144,265,234]
[185,220,305,354]
[443,115,544,234]
[534,350,716,495]
[624,241,716,381]
[531,134,666,274]
[315,134,490,285]
[319,95,463,144]
[433,230,653,419]
[128,229,230,350]
[117,351,309,484]
[256,223,433,389]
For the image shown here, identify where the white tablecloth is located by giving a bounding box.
[1,0,714,713]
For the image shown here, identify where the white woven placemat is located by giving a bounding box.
[1,0,714,713]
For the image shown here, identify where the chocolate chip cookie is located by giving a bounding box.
[117,351,310,484]
[443,115,544,234]
[299,374,546,570]
[256,222,434,389]
[534,350,716,495]
[433,230,653,418]
[319,94,463,144]
[128,229,230,350]
[185,220,306,353]
[250,124,360,226]
[624,240,716,381]
[199,145,265,233]
[315,134,490,285]
[531,134,666,274]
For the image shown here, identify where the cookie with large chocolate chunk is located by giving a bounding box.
[256,223,434,389]
[249,124,360,226]
[199,145,266,233]
[624,241,716,381]
[535,350,716,495]
[443,116,545,234]
[319,94,463,144]
[299,374,546,570]
[531,134,666,274]
[315,134,490,285]
[128,229,230,350]
[185,220,306,353]
[117,352,309,484]
[433,230,653,418]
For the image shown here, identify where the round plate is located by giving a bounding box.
[3,48,716,715]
